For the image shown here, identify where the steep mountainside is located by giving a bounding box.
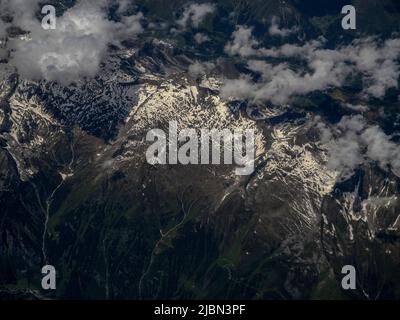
[0,0,399,299]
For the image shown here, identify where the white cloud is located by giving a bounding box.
[194,32,209,44]
[3,0,144,85]
[222,27,400,104]
[177,3,216,29]
[188,61,215,78]
[318,115,400,180]
[343,103,368,112]
[341,38,400,98]
[118,12,144,37]
[0,19,9,39]
[224,26,263,58]
[115,0,132,14]
[268,16,298,38]
[221,56,348,105]
[0,0,41,30]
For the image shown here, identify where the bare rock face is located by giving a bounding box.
[321,165,400,299]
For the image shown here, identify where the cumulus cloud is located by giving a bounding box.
[2,0,144,85]
[194,32,209,44]
[268,16,298,38]
[222,27,400,104]
[224,26,263,58]
[188,61,215,78]
[221,56,348,105]
[115,0,132,15]
[0,19,9,39]
[118,12,144,37]
[342,38,400,98]
[343,103,368,112]
[177,3,216,29]
[318,115,400,180]
[0,20,8,60]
